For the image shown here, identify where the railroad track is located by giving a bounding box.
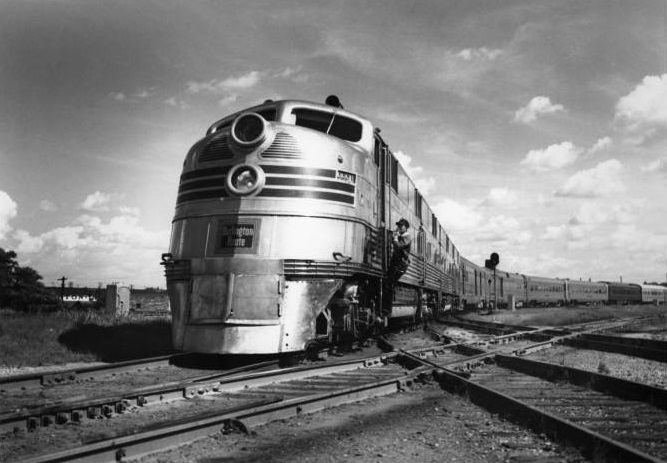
[0,358,281,434]
[431,355,667,462]
[413,317,667,462]
[0,354,184,392]
[5,316,661,462]
[10,351,424,462]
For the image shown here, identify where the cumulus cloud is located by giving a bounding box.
[109,92,126,101]
[0,190,18,239]
[483,188,519,209]
[433,197,483,233]
[587,136,612,155]
[164,97,190,109]
[218,95,239,107]
[80,191,113,212]
[456,47,503,61]
[474,215,525,243]
[555,159,624,198]
[134,88,153,99]
[608,224,667,254]
[220,71,261,89]
[575,201,635,226]
[186,71,262,94]
[514,96,564,123]
[39,199,58,212]
[394,150,436,196]
[273,66,309,83]
[520,141,582,172]
[542,223,590,242]
[13,229,43,253]
[119,206,140,216]
[110,89,156,104]
[641,156,667,173]
[14,208,170,287]
[615,74,667,142]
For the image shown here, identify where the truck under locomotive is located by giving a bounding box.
[163,97,461,355]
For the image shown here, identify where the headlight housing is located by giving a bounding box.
[225,164,265,196]
[230,113,267,149]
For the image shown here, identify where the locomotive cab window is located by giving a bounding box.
[291,108,363,142]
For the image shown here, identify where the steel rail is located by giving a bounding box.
[0,359,277,433]
[494,355,667,410]
[406,326,667,463]
[3,320,652,461]
[0,354,185,391]
[0,354,394,434]
[16,350,425,462]
[19,376,413,463]
[433,366,665,463]
[562,334,667,362]
[395,319,644,380]
[449,317,538,332]
[436,318,525,335]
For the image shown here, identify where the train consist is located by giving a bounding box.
[460,258,666,309]
[163,96,665,356]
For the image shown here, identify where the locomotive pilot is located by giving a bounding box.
[389,218,411,283]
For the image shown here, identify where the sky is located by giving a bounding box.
[1,0,666,288]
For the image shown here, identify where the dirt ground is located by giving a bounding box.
[139,380,584,463]
[4,305,664,462]
[137,307,666,462]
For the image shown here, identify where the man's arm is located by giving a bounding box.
[394,233,411,250]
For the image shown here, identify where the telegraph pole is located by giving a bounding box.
[58,276,67,301]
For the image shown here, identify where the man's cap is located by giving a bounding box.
[396,218,410,228]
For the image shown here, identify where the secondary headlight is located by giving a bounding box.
[225,164,265,196]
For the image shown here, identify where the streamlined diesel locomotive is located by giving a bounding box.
[162,96,462,355]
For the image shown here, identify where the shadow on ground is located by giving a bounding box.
[58,320,175,362]
[170,353,280,370]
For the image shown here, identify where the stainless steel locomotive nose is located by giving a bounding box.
[230,112,267,149]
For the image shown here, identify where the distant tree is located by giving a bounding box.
[0,249,19,307]
[0,247,59,311]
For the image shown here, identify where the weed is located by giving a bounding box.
[0,309,173,368]
[463,304,665,327]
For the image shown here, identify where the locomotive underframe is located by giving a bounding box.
[166,252,454,354]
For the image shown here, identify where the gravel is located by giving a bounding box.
[4,310,665,462]
[138,381,585,463]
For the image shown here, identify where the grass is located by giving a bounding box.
[0,308,174,370]
[461,304,666,327]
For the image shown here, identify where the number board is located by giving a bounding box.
[336,170,356,184]
[214,220,260,254]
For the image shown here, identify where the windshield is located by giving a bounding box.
[291,108,363,142]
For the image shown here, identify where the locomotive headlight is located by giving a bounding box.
[231,112,267,148]
[226,164,265,196]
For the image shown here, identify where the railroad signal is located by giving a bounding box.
[485,252,499,270]
[484,253,500,313]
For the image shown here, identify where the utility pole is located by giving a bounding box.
[58,276,67,301]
